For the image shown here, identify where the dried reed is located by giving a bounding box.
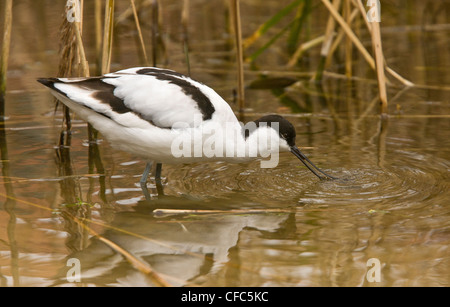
[57,0,88,137]
[101,0,115,74]
[94,0,103,74]
[151,0,159,66]
[242,0,415,115]
[130,0,149,65]
[230,0,245,115]
[370,20,388,114]
[0,0,13,114]
[182,0,191,75]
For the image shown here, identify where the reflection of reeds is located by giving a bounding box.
[67,211,172,287]
[0,0,13,113]
[0,1,17,283]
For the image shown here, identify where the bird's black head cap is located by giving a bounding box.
[245,114,296,147]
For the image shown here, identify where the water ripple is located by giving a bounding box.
[162,148,449,211]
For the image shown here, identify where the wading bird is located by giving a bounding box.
[38,67,335,195]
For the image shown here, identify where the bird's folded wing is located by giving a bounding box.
[38,67,217,129]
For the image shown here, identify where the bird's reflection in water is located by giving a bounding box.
[53,194,295,286]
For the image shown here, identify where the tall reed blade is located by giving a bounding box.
[243,0,303,50]
[344,0,353,77]
[247,23,287,64]
[101,0,115,74]
[287,0,312,55]
[74,19,89,76]
[182,0,191,76]
[230,0,245,115]
[321,0,379,74]
[94,0,102,74]
[371,21,388,114]
[0,0,13,114]
[352,0,413,87]
[58,0,90,137]
[151,0,159,66]
[315,0,340,81]
[287,35,326,67]
[130,0,149,65]
[324,7,358,69]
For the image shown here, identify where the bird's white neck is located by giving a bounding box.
[169,120,289,168]
[203,121,289,167]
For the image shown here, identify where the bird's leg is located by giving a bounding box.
[140,162,153,186]
[155,163,164,196]
[140,162,153,200]
[140,162,164,200]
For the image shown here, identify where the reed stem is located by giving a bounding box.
[352,0,413,87]
[321,0,375,71]
[94,0,102,74]
[324,8,358,69]
[182,0,191,76]
[344,0,353,78]
[0,0,13,113]
[371,21,388,114]
[130,0,149,65]
[230,0,245,114]
[315,0,340,81]
[287,35,326,67]
[101,0,115,74]
[151,0,159,66]
[74,20,89,76]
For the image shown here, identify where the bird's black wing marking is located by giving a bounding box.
[136,67,186,79]
[78,78,133,114]
[38,77,170,127]
[135,68,216,121]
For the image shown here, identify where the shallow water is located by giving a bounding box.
[1,0,449,287]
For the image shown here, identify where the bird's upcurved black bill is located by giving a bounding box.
[290,146,337,180]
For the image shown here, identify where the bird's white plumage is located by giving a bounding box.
[43,67,281,164]
[54,67,235,128]
[38,67,337,180]
[110,67,238,125]
[53,81,150,129]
